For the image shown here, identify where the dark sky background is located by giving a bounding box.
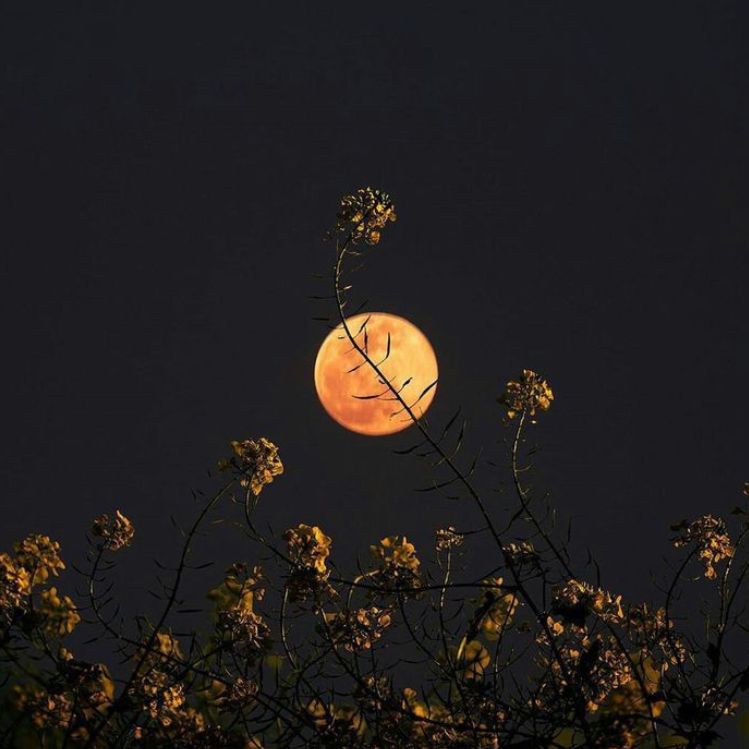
[2,3,748,739]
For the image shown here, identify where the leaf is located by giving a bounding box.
[393,442,425,455]
[414,378,438,404]
[415,477,458,492]
[354,315,371,337]
[439,408,461,442]
[398,377,413,393]
[352,389,388,400]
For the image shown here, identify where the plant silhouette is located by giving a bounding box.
[1,189,747,748]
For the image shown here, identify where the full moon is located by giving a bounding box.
[314,312,438,436]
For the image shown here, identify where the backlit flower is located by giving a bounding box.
[672,515,734,579]
[91,509,135,551]
[500,369,554,419]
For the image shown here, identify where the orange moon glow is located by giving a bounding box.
[314,312,438,436]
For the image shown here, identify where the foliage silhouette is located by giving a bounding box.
[1,188,747,748]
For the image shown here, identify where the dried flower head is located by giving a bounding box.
[91,509,135,551]
[672,515,734,579]
[500,369,554,419]
[335,187,397,245]
[225,438,284,496]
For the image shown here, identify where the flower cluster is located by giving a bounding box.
[11,653,113,743]
[12,683,75,732]
[131,674,210,747]
[1,534,74,632]
[585,655,664,748]
[218,608,271,657]
[214,676,259,712]
[207,563,265,617]
[369,535,421,592]
[400,685,504,747]
[551,579,624,628]
[222,437,284,496]
[285,524,332,575]
[475,577,520,640]
[91,509,135,551]
[37,586,81,637]
[0,552,32,620]
[435,526,464,552]
[499,369,554,419]
[672,514,734,579]
[335,187,397,245]
[325,606,392,652]
[129,631,216,744]
[13,534,65,584]
[59,655,115,715]
[284,523,334,601]
[538,631,636,713]
[623,603,686,665]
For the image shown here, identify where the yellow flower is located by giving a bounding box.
[38,586,80,637]
[0,552,32,613]
[372,536,420,573]
[284,524,332,575]
[435,526,464,552]
[325,606,392,652]
[335,188,397,246]
[226,438,284,496]
[13,534,65,585]
[207,563,265,615]
[546,616,565,637]
[672,515,734,580]
[500,369,554,419]
[91,509,135,551]
[155,631,183,660]
[475,577,520,640]
[402,688,429,719]
[460,639,491,680]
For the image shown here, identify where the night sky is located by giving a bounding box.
[2,0,747,705]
